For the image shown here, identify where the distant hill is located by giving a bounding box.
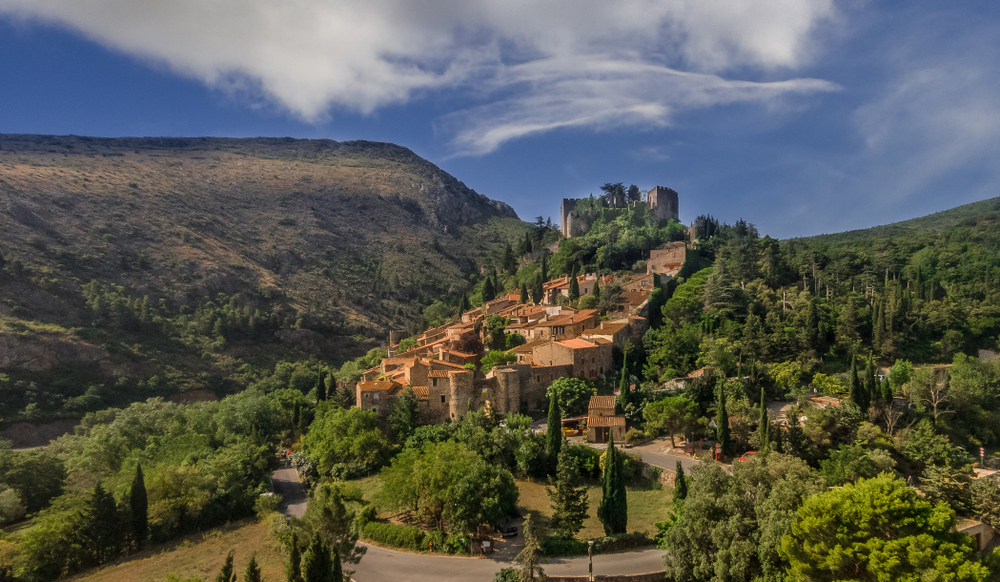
[788,196,1000,243]
[0,134,526,422]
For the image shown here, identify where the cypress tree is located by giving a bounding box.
[524,232,533,254]
[597,434,627,535]
[85,482,121,565]
[568,274,580,301]
[546,392,562,468]
[286,533,303,582]
[331,551,342,582]
[548,445,588,536]
[617,348,630,410]
[541,253,549,283]
[716,385,731,457]
[457,292,469,316]
[482,273,495,303]
[244,555,263,582]
[758,387,770,453]
[674,460,688,501]
[216,551,237,582]
[864,357,877,409]
[849,355,866,413]
[130,463,148,551]
[302,534,333,582]
[593,276,601,300]
[315,368,327,401]
[519,284,528,304]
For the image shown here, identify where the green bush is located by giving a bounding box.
[362,521,425,550]
[565,444,602,478]
[624,428,645,445]
[541,532,653,556]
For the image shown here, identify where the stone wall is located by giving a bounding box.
[547,572,667,582]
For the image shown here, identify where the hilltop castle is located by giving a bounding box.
[561,185,679,238]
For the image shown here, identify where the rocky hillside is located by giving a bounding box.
[0,134,526,423]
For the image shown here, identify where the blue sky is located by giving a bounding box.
[2,1,999,238]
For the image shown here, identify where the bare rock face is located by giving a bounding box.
[0,333,110,372]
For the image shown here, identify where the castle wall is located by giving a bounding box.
[448,369,474,420]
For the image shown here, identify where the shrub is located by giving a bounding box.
[493,567,519,582]
[624,428,645,445]
[565,444,602,478]
[355,504,376,528]
[362,521,425,550]
[541,532,653,556]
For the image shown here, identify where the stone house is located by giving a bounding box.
[586,395,625,443]
[530,338,612,380]
[647,241,686,280]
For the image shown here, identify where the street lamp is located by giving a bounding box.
[588,540,595,581]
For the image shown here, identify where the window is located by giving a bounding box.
[440,394,446,403]
[432,378,438,387]
[373,393,380,404]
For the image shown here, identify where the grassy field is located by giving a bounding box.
[515,478,674,539]
[66,520,285,582]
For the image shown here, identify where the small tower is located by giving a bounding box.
[647,186,679,222]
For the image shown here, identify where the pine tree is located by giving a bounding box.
[516,514,544,581]
[548,446,588,536]
[244,555,263,582]
[758,387,770,453]
[519,284,528,304]
[716,385,731,457]
[546,392,562,468]
[217,551,237,582]
[593,276,601,300]
[286,533,303,582]
[598,434,628,535]
[130,463,148,551]
[302,534,333,582]
[674,460,688,501]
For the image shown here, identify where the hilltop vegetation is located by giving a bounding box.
[0,134,526,426]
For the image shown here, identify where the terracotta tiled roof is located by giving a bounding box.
[411,386,429,400]
[513,339,548,353]
[589,395,617,410]
[428,370,451,378]
[587,415,625,427]
[557,338,599,350]
[357,381,400,393]
[597,322,628,334]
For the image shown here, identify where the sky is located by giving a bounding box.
[2,1,1000,238]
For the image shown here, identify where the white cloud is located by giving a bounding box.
[0,0,837,151]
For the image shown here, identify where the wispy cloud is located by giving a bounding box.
[444,57,838,155]
[0,0,837,152]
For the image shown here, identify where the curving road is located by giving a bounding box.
[271,463,666,581]
[351,544,665,582]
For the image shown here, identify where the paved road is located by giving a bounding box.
[352,544,665,582]
[271,462,308,518]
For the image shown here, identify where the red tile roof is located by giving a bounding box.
[589,395,617,410]
[557,338,599,350]
[587,415,625,427]
[357,381,400,393]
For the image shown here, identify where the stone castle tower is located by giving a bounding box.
[560,186,680,238]
[647,186,679,222]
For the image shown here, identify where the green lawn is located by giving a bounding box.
[515,478,674,539]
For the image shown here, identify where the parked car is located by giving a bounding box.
[738,451,758,462]
[498,523,518,538]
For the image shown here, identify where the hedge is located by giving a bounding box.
[541,532,653,556]
[361,521,425,551]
